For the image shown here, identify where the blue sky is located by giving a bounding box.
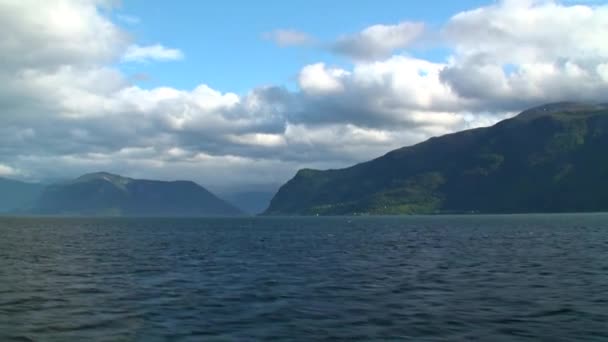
[114,0,490,92]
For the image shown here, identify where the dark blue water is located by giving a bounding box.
[1,214,608,341]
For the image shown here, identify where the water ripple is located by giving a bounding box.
[1,215,608,341]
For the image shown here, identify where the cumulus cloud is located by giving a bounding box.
[122,44,184,63]
[298,63,348,95]
[1,0,608,191]
[330,22,425,60]
[0,0,128,69]
[262,29,315,47]
[440,0,608,111]
[286,56,474,134]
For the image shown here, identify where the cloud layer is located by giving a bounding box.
[1,0,608,192]
[122,44,184,63]
[330,22,426,61]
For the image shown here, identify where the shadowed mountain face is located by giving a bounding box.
[265,102,608,215]
[0,178,44,213]
[31,172,244,217]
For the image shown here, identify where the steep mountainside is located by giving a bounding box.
[265,102,608,215]
[31,172,243,217]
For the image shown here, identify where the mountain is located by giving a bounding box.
[264,102,608,215]
[0,178,44,213]
[30,172,244,217]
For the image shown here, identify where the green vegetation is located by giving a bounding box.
[264,102,608,215]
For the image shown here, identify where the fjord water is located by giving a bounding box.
[1,215,607,341]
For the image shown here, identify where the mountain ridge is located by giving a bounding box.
[13,172,245,217]
[264,102,608,215]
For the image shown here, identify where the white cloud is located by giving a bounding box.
[445,0,608,63]
[440,0,608,110]
[122,44,184,63]
[2,0,608,191]
[262,29,314,47]
[331,22,425,60]
[298,63,349,95]
[228,133,287,147]
[597,63,608,82]
[0,0,128,69]
[0,164,19,177]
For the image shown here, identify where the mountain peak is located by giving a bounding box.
[77,171,128,180]
[73,172,132,188]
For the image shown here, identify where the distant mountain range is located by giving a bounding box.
[0,172,243,217]
[265,102,608,215]
[4,102,608,217]
[221,190,278,215]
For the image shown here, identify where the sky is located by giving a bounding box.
[1,0,608,193]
